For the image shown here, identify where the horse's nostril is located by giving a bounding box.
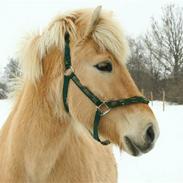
[145,125,155,144]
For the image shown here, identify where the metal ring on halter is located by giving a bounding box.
[96,102,111,116]
[64,66,74,76]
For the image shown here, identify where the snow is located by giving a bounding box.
[0,100,183,182]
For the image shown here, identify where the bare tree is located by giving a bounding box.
[127,38,155,96]
[144,4,183,81]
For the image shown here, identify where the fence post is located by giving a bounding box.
[150,91,153,106]
[163,90,165,111]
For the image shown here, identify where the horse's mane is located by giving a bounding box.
[11,8,128,98]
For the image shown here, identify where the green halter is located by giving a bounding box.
[63,32,149,145]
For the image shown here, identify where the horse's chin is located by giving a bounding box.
[123,136,142,157]
[122,136,154,157]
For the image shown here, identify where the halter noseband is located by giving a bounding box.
[63,33,149,145]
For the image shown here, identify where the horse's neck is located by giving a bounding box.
[8,83,73,152]
[0,84,117,182]
[2,84,94,180]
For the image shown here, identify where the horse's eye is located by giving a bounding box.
[94,61,112,72]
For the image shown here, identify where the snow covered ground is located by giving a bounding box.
[0,100,183,183]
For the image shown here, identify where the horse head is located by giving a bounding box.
[19,6,159,156]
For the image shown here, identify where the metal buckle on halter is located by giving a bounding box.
[64,66,74,76]
[97,102,111,116]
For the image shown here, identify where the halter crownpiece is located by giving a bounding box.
[63,32,149,145]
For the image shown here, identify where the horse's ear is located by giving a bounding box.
[84,6,102,38]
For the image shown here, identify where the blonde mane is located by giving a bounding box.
[19,8,128,84]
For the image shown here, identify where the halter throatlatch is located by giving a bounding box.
[63,32,149,145]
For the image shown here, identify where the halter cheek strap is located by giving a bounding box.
[63,32,149,145]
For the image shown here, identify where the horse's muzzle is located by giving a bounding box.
[124,124,158,156]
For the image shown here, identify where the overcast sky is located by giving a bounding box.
[0,0,183,72]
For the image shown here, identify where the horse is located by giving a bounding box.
[0,6,159,183]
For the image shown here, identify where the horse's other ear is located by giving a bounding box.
[84,6,102,38]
